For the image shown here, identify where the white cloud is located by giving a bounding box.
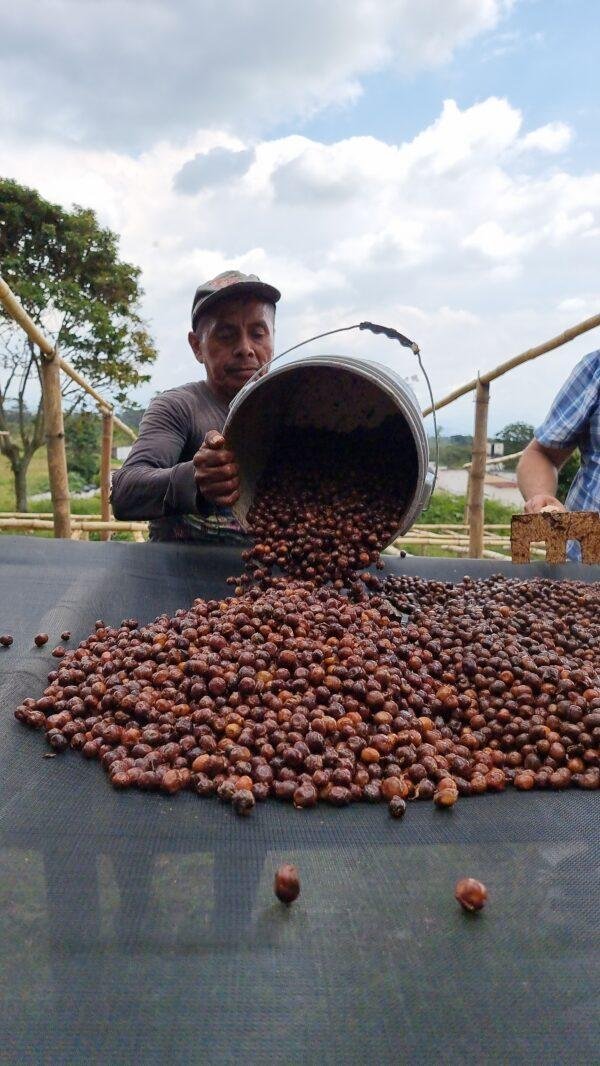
[174,147,255,194]
[0,1,511,149]
[557,295,600,313]
[518,121,572,153]
[463,220,530,259]
[2,93,599,431]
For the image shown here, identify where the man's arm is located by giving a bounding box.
[517,351,599,514]
[517,439,573,513]
[111,394,198,520]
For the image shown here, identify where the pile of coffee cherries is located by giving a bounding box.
[14,567,599,813]
[13,421,599,813]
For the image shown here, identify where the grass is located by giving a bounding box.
[0,447,135,538]
[0,448,49,510]
[401,490,516,557]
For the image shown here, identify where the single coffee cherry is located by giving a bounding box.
[0,635,14,647]
[34,633,49,647]
[455,877,488,912]
[60,631,71,641]
[274,863,300,904]
[232,788,255,816]
[434,785,458,808]
[388,796,406,818]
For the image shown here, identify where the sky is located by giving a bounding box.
[1,0,599,435]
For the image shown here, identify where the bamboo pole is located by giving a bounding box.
[100,411,114,541]
[40,349,71,539]
[422,313,600,417]
[468,378,490,558]
[0,518,146,531]
[0,274,136,441]
[412,523,512,529]
[0,513,519,534]
[463,469,472,524]
[463,448,524,470]
[0,511,145,522]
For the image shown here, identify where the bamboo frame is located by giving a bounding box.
[100,411,114,541]
[422,312,600,417]
[0,275,137,441]
[4,271,598,556]
[468,379,490,558]
[463,448,524,470]
[0,518,146,532]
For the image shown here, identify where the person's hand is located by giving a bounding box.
[193,430,240,507]
[523,494,566,514]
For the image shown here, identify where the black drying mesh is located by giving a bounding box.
[0,538,598,1065]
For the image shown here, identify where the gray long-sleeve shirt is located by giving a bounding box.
[111,380,245,542]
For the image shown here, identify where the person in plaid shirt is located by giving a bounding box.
[517,349,600,559]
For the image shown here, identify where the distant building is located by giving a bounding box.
[487,440,504,458]
[112,446,132,462]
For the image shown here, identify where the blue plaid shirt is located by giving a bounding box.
[535,349,600,560]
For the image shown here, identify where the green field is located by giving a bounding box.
[0,447,124,537]
[399,490,515,557]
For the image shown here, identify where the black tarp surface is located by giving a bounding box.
[0,537,598,1065]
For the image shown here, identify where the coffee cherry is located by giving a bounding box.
[455,878,488,912]
[232,788,255,816]
[274,864,300,904]
[388,796,406,818]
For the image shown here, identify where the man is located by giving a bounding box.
[517,349,600,557]
[111,269,280,541]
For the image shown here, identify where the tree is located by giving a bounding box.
[64,412,102,486]
[495,422,535,471]
[0,178,157,510]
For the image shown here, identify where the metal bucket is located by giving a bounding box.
[224,354,435,547]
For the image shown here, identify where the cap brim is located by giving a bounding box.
[193,281,281,328]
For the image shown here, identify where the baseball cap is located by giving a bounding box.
[191,270,281,331]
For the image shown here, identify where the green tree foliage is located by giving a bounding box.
[0,178,157,510]
[116,406,145,432]
[64,411,101,486]
[495,422,535,471]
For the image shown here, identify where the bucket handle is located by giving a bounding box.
[241,320,439,494]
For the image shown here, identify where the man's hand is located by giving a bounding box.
[193,430,240,507]
[523,494,566,514]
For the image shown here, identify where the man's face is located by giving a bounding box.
[188,297,275,403]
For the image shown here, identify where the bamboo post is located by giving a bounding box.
[40,349,71,538]
[468,378,490,558]
[463,470,472,524]
[100,411,114,541]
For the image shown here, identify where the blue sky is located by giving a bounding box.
[299,0,598,164]
[1,0,599,434]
